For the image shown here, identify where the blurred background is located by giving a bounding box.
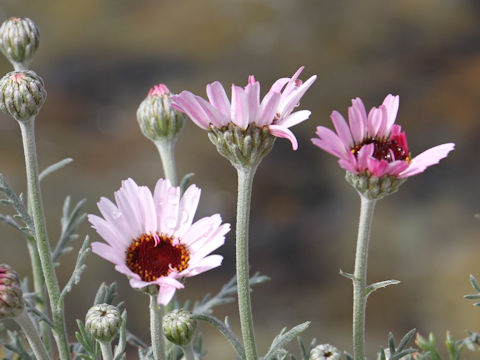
[0,0,479,358]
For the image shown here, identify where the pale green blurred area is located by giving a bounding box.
[0,0,479,359]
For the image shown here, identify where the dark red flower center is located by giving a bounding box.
[352,137,410,162]
[126,233,189,282]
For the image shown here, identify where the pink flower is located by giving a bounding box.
[171,67,316,150]
[312,94,454,178]
[88,178,230,305]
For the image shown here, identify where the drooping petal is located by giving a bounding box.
[268,125,298,150]
[399,143,455,178]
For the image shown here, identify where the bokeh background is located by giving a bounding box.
[0,0,479,358]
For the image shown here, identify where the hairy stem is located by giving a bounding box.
[149,295,166,360]
[155,140,178,186]
[18,119,70,360]
[235,166,258,360]
[352,195,377,360]
[15,310,51,360]
[99,341,114,360]
[183,343,196,360]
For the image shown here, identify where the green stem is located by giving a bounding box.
[235,166,258,360]
[15,310,51,360]
[99,341,114,360]
[155,140,178,186]
[183,343,196,360]
[352,195,377,360]
[18,119,70,360]
[149,295,166,360]
[26,236,53,352]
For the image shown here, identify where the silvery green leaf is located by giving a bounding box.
[263,322,310,360]
[114,311,127,360]
[365,280,400,297]
[339,269,355,281]
[39,158,73,182]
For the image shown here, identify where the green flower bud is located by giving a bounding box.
[0,17,40,69]
[137,84,186,142]
[0,264,24,319]
[85,303,121,342]
[310,344,342,360]
[163,309,197,346]
[208,123,276,170]
[0,70,46,122]
[345,171,406,200]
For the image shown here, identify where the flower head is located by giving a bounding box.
[310,344,342,360]
[0,264,24,319]
[171,66,316,150]
[312,94,454,179]
[163,309,197,346]
[0,17,40,68]
[88,178,230,305]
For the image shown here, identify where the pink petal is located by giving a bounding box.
[88,214,130,248]
[276,110,311,128]
[268,125,298,150]
[312,126,349,158]
[331,110,354,148]
[278,75,317,116]
[258,91,281,126]
[245,80,260,125]
[367,158,388,177]
[153,178,181,235]
[382,94,400,134]
[172,184,201,237]
[91,242,124,264]
[367,106,387,138]
[231,85,248,129]
[338,156,358,173]
[114,179,143,238]
[181,255,223,277]
[356,144,374,171]
[399,143,455,178]
[348,102,366,144]
[171,92,211,130]
[206,81,231,118]
[385,160,409,176]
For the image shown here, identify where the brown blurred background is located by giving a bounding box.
[0,0,479,358]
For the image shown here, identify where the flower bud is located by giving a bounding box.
[137,84,186,142]
[85,303,122,342]
[310,344,342,360]
[162,309,197,346]
[0,17,40,69]
[0,70,46,122]
[0,264,24,319]
[345,172,406,200]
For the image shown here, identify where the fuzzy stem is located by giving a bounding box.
[352,195,377,360]
[18,119,70,360]
[26,236,52,352]
[150,295,166,360]
[183,343,196,360]
[15,310,51,360]
[155,140,178,186]
[99,341,114,360]
[235,166,258,360]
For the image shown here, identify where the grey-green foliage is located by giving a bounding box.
[464,274,480,306]
[377,329,417,360]
[0,172,34,237]
[297,337,317,360]
[2,330,34,360]
[52,195,87,265]
[192,272,270,315]
[263,322,311,360]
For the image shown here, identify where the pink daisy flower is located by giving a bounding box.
[312,94,454,178]
[88,178,230,305]
[171,66,316,150]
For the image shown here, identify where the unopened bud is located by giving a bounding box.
[137,84,186,142]
[0,70,46,122]
[85,303,121,342]
[163,309,197,346]
[0,17,40,69]
[0,264,24,319]
[310,344,342,360]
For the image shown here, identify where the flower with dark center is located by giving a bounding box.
[88,178,230,305]
[312,94,454,179]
